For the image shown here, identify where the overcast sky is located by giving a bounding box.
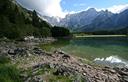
[16,0,128,18]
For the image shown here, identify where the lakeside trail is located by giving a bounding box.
[0,41,128,82]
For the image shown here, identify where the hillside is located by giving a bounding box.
[0,0,71,40]
[0,0,53,39]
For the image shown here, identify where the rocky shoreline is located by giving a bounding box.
[0,41,128,82]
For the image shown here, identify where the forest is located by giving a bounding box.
[0,0,70,40]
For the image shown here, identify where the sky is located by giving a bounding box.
[16,0,128,18]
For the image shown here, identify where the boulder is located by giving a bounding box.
[8,48,28,57]
[33,47,44,55]
[8,49,16,55]
[53,65,76,76]
[54,49,66,54]
[62,54,70,59]
[123,76,128,82]
[114,68,128,76]
[33,75,43,82]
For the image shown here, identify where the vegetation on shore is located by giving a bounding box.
[74,35,127,38]
[73,26,128,36]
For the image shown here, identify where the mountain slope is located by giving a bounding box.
[0,0,52,39]
[81,9,128,32]
[43,8,128,33]
[60,8,99,29]
[115,9,128,27]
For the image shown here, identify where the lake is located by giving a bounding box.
[40,36,128,67]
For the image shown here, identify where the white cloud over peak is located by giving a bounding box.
[107,4,128,13]
[66,4,128,15]
[16,0,66,18]
[95,4,128,13]
[16,0,128,18]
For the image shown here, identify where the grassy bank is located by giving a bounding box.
[75,35,127,38]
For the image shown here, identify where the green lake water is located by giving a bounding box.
[40,37,128,67]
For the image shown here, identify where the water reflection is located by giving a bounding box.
[94,56,128,67]
[40,37,128,67]
[40,39,70,51]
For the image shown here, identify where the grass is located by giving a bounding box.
[48,75,73,82]
[77,57,105,69]
[0,55,10,64]
[0,65,21,82]
[75,35,127,38]
[0,55,22,82]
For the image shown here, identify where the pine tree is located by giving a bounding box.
[32,10,39,27]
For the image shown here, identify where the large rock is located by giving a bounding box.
[53,65,76,76]
[8,49,16,55]
[114,67,128,82]
[114,68,128,76]
[33,47,45,55]
[32,75,43,82]
[8,48,28,57]
[62,54,70,59]
[54,49,66,54]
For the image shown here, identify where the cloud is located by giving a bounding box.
[107,4,128,13]
[73,3,86,7]
[16,0,128,18]
[80,3,86,6]
[66,4,128,16]
[95,4,128,13]
[16,0,66,18]
[65,4,128,17]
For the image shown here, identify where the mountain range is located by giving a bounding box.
[43,8,128,32]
